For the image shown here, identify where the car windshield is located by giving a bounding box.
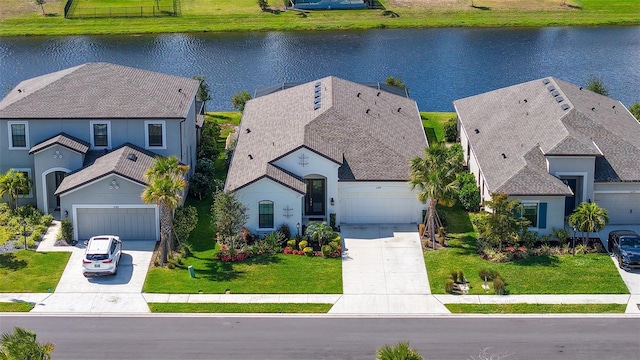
[86,253,109,261]
[620,237,640,249]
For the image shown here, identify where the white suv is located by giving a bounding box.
[82,235,122,277]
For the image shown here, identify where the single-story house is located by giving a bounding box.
[454,77,640,235]
[225,76,428,235]
[0,62,200,241]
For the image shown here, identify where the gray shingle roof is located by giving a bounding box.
[454,77,640,196]
[225,76,427,193]
[55,143,157,195]
[29,133,90,155]
[0,62,200,119]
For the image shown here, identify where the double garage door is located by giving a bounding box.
[594,193,640,225]
[340,188,420,224]
[76,207,158,241]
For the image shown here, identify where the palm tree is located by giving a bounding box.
[0,327,54,360]
[409,143,462,249]
[142,156,188,266]
[0,169,32,210]
[567,202,609,247]
[305,222,336,247]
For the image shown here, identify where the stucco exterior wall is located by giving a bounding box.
[32,145,84,212]
[59,175,148,213]
[547,156,595,202]
[234,178,303,236]
[509,195,565,236]
[460,124,491,203]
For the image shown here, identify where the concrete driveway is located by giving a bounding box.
[329,224,449,314]
[32,240,155,313]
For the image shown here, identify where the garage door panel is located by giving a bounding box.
[594,193,640,225]
[76,207,157,241]
[340,191,418,224]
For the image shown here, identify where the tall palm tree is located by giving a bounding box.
[409,143,462,249]
[567,202,609,247]
[142,156,188,266]
[0,169,32,210]
[0,327,54,360]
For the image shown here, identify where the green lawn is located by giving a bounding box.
[446,303,627,314]
[149,302,332,313]
[0,251,70,293]
[425,204,629,295]
[1,0,638,36]
[0,302,35,312]
[421,112,456,144]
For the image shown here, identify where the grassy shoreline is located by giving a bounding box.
[1,0,638,37]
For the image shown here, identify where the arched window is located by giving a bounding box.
[258,200,274,229]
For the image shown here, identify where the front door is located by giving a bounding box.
[564,178,577,216]
[54,171,66,210]
[305,179,325,216]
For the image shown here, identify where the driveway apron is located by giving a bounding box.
[329,224,449,314]
[32,240,155,313]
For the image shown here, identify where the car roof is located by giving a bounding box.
[86,236,118,253]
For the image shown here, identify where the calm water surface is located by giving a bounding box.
[1,27,639,111]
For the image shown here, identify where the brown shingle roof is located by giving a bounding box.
[0,62,200,119]
[29,133,90,155]
[454,77,640,196]
[225,77,427,193]
[55,143,157,195]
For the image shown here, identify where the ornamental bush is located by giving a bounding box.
[303,246,314,256]
[287,239,297,249]
[61,219,73,243]
[444,117,458,142]
[298,240,308,251]
[321,244,332,257]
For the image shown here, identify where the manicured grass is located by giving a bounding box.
[0,251,70,293]
[424,204,629,295]
[144,250,342,293]
[446,303,627,314]
[208,112,242,142]
[0,302,35,312]
[1,0,639,36]
[420,111,455,144]
[149,302,332,313]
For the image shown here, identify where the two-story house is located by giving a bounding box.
[0,62,199,241]
[454,77,640,235]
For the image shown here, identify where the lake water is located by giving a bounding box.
[1,27,639,111]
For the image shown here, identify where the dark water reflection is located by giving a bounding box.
[1,27,639,111]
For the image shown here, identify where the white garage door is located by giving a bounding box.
[594,193,640,225]
[76,207,158,241]
[340,190,419,224]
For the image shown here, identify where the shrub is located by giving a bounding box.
[277,224,291,241]
[458,182,480,212]
[198,118,221,160]
[551,227,570,245]
[40,214,54,227]
[61,219,73,243]
[298,240,308,251]
[329,240,340,250]
[521,230,538,248]
[195,158,216,178]
[376,341,423,360]
[174,205,198,245]
[303,246,314,256]
[418,223,426,238]
[450,270,459,283]
[321,244,332,257]
[443,117,458,142]
[493,277,506,295]
[264,231,282,252]
[444,278,455,293]
[575,244,588,255]
[458,270,465,283]
[287,239,297,249]
[329,213,336,230]
[240,227,254,244]
[478,269,489,281]
[188,173,211,200]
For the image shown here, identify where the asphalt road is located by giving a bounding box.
[1,315,639,360]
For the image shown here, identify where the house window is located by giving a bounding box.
[145,121,166,149]
[11,168,32,198]
[90,121,111,148]
[522,203,538,228]
[258,200,274,229]
[8,122,29,149]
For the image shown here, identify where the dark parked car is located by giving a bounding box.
[608,230,640,270]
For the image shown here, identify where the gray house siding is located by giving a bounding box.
[32,145,84,212]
